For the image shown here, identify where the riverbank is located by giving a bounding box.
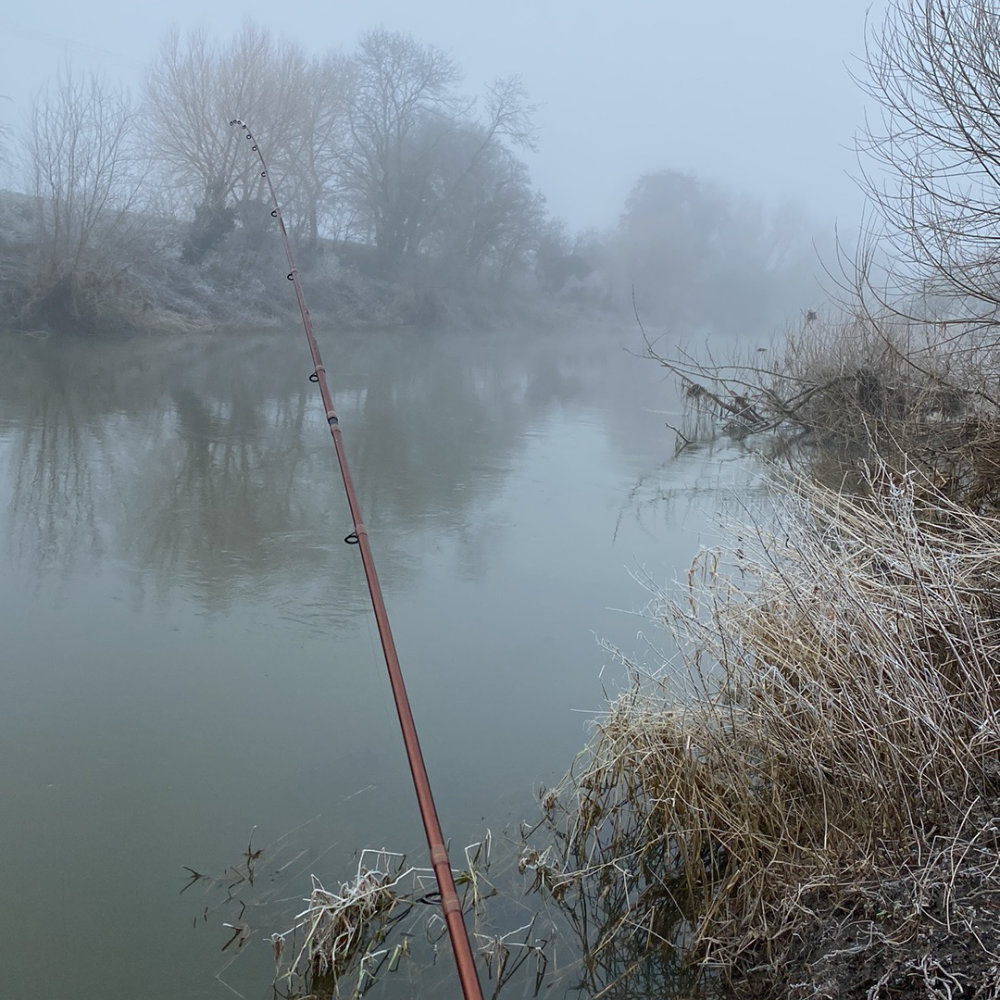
[523,313,1000,1000]
[0,189,608,338]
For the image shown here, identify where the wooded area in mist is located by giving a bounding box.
[0,23,819,335]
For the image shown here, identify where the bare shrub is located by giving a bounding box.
[853,0,1000,323]
[21,67,149,332]
[650,310,1000,511]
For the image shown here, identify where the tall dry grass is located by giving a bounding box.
[527,462,1000,997]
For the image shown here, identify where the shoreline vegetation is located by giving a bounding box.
[516,2,1000,997]
[0,188,593,338]
[523,313,1000,1000]
[0,165,813,341]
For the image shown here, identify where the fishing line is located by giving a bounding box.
[229,118,484,1000]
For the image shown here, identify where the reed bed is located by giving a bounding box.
[527,463,1000,998]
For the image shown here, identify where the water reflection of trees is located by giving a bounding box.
[128,381,324,612]
[4,356,104,577]
[0,328,611,614]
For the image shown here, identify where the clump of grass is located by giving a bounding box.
[528,462,1000,997]
[272,849,414,995]
[269,836,556,999]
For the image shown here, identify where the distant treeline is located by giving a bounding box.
[0,23,820,334]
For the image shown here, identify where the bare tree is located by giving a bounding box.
[614,170,810,330]
[338,28,462,275]
[272,51,354,251]
[427,122,544,281]
[145,22,312,255]
[855,0,1000,324]
[23,66,148,329]
[339,29,540,278]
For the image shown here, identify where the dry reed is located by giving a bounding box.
[271,848,416,995]
[267,836,550,999]
[528,462,1000,998]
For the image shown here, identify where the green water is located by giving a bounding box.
[0,323,752,998]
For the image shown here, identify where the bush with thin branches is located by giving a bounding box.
[650,310,1000,512]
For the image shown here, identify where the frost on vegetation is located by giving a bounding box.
[521,460,1000,998]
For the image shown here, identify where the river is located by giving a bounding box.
[0,322,753,999]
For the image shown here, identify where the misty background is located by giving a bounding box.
[0,2,876,231]
[0,1,878,314]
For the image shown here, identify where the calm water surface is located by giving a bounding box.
[0,323,753,998]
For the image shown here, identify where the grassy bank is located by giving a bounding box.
[525,314,1000,999]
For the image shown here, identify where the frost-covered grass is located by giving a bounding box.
[530,460,1000,997]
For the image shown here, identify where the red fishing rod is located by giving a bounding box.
[230,119,484,1000]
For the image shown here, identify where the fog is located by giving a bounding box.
[2,0,878,232]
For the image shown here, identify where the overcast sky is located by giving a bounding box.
[1,1,880,233]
